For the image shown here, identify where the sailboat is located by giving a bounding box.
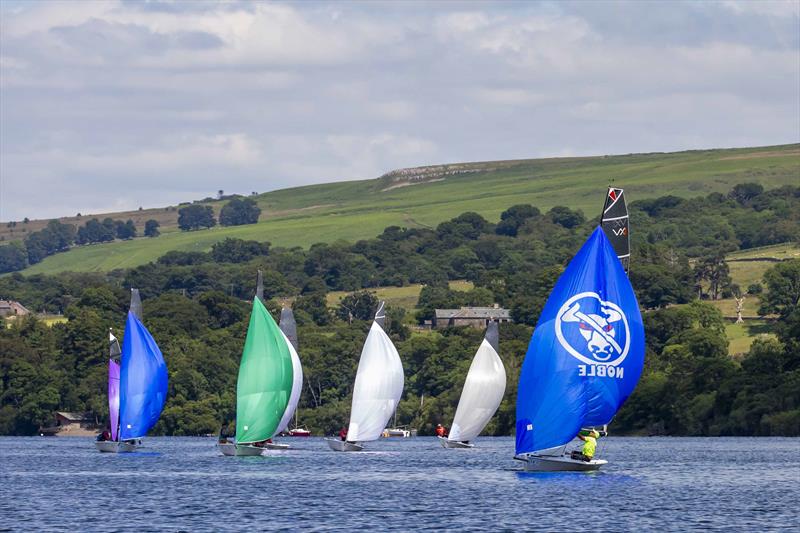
[514,225,645,471]
[219,272,300,456]
[440,320,506,449]
[326,302,404,452]
[268,305,304,448]
[95,289,168,453]
[279,305,310,437]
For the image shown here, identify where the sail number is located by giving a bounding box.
[578,364,624,379]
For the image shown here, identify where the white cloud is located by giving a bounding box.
[0,0,798,221]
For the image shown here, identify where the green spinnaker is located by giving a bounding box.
[236,297,293,444]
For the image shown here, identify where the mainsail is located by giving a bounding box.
[515,227,644,455]
[108,359,120,442]
[275,307,303,435]
[119,290,168,441]
[108,330,121,441]
[347,302,405,442]
[600,187,630,273]
[235,297,294,444]
[448,321,506,443]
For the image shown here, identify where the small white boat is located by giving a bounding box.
[515,453,607,472]
[287,426,311,437]
[217,442,265,456]
[325,438,364,452]
[438,436,473,449]
[94,439,141,453]
[382,427,411,438]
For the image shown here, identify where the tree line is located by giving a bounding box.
[0,184,798,436]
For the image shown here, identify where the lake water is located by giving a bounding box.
[1,436,798,531]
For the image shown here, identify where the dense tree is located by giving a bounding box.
[219,198,261,227]
[0,243,28,273]
[178,205,216,231]
[336,290,379,323]
[547,205,585,229]
[0,185,798,436]
[496,204,540,237]
[144,219,160,237]
[114,219,137,240]
[210,238,269,263]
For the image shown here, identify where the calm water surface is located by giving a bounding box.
[1,436,798,531]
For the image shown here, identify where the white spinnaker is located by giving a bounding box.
[273,331,303,437]
[448,339,506,442]
[347,321,405,442]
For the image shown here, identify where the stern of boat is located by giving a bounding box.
[325,438,364,452]
[439,436,474,449]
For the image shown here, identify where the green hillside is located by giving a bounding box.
[13,143,800,275]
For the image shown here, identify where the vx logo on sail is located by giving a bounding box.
[555,292,630,379]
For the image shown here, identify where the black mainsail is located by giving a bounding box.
[600,187,630,273]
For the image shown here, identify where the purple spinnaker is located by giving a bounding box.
[109,359,120,442]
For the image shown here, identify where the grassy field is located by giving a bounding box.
[327,280,474,312]
[8,143,800,275]
[725,321,776,357]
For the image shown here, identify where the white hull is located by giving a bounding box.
[382,428,411,438]
[438,436,474,449]
[325,438,364,452]
[95,440,140,453]
[517,454,607,472]
[263,442,290,450]
[218,443,265,456]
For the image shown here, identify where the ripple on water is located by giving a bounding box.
[1,436,798,531]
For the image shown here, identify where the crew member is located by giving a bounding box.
[339,428,348,441]
[435,424,447,438]
[572,430,600,462]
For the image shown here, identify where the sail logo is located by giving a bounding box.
[555,292,630,373]
[612,227,628,236]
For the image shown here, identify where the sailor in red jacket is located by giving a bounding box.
[435,424,447,437]
[339,427,348,441]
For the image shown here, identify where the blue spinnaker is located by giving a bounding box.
[515,227,644,455]
[119,311,168,440]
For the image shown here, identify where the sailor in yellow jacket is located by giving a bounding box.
[572,430,600,462]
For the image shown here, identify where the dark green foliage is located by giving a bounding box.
[76,218,115,245]
[144,219,160,237]
[24,220,76,264]
[219,198,261,227]
[178,204,216,231]
[114,219,137,240]
[210,238,269,263]
[496,204,540,237]
[547,205,586,229]
[0,242,28,273]
[336,290,379,322]
[0,185,798,436]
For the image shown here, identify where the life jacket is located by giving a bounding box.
[582,436,597,458]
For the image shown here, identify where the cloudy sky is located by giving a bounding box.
[1,0,798,221]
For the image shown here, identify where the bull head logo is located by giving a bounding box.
[555,292,630,367]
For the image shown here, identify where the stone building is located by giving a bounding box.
[433,305,511,329]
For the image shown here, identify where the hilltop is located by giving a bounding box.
[3,143,799,275]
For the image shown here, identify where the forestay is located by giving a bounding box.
[515,227,645,456]
[347,312,405,442]
[448,322,506,443]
